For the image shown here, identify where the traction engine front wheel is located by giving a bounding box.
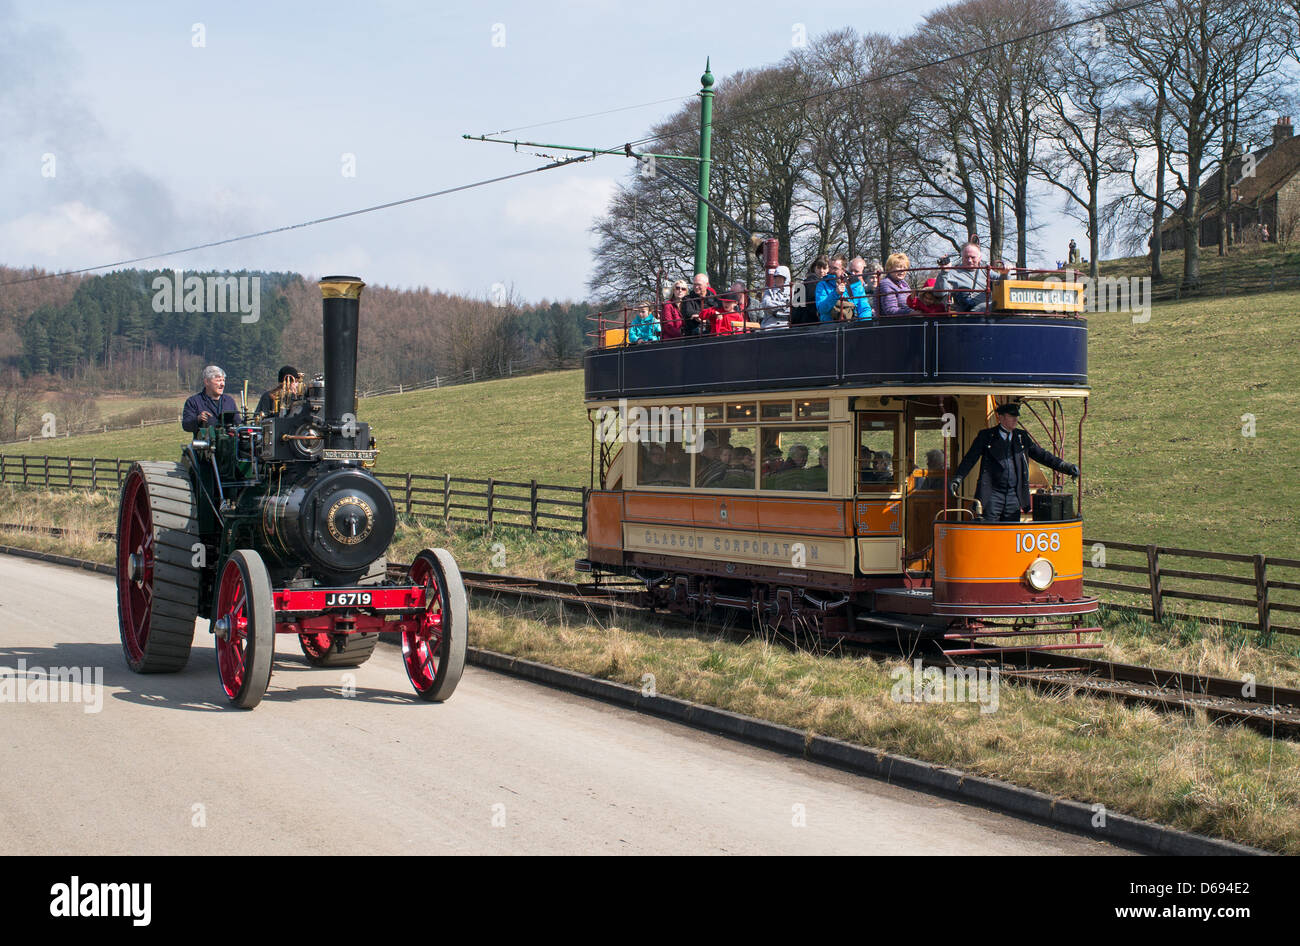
[213,549,275,709]
[403,548,467,702]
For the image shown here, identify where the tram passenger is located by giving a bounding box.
[710,292,746,335]
[791,256,829,325]
[182,365,238,433]
[845,258,875,319]
[680,273,718,337]
[661,281,689,339]
[817,255,871,321]
[876,254,915,316]
[908,277,947,315]
[255,364,302,418]
[729,281,749,316]
[949,402,1080,522]
[933,242,990,313]
[759,265,791,329]
[640,442,667,482]
[917,449,947,490]
[628,302,660,344]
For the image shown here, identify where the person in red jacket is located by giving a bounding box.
[908,276,947,315]
[660,280,688,339]
[710,292,746,335]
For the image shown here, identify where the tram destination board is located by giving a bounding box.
[992,279,1084,313]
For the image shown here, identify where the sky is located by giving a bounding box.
[1,0,1089,304]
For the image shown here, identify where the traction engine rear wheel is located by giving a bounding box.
[404,548,467,702]
[116,461,201,673]
[296,556,386,667]
[214,549,275,709]
[298,631,379,667]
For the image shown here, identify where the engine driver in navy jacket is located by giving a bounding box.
[949,402,1079,521]
[182,365,238,434]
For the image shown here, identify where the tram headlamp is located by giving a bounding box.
[1026,557,1055,591]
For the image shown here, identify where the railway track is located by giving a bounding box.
[447,565,1300,741]
[5,519,1299,738]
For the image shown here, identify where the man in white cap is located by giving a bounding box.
[759,265,791,330]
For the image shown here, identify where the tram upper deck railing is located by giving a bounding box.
[584,267,1090,401]
[586,266,1088,349]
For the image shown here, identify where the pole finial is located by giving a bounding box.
[701,58,714,90]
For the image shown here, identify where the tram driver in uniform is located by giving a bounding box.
[949,402,1079,521]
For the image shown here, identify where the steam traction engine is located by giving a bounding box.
[115,276,467,708]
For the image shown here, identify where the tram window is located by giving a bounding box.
[761,400,793,421]
[727,402,757,422]
[695,427,757,489]
[912,421,949,491]
[796,399,830,420]
[859,416,901,491]
[699,404,724,423]
[760,427,829,492]
[638,439,690,487]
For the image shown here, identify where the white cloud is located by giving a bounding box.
[0,200,131,265]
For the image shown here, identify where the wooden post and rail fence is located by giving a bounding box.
[2,451,1297,638]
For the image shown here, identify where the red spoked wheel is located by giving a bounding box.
[403,548,467,702]
[213,549,275,709]
[116,461,201,673]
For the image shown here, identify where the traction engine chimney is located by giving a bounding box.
[319,275,364,447]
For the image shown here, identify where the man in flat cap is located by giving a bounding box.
[949,402,1079,521]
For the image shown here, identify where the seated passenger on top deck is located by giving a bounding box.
[628,301,660,344]
[661,281,688,339]
[933,242,990,313]
[908,276,947,314]
[680,273,718,337]
[791,256,828,326]
[875,253,915,316]
[759,265,791,330]
[710,292,746,335]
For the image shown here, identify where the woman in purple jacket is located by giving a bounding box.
[875,252,915,316]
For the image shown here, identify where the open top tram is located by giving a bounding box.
[577,272,1099,654]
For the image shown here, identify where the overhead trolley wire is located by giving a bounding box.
[0,153,593,286]
[4,0,1162,287]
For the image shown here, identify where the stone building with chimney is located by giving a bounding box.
[1161,117,1300,250]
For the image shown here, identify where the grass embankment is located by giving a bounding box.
[6,288,1300,557]
[5,484,1300,851]
[1100,243,1300,302]
[1,371,589,484]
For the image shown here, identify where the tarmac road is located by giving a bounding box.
[0,555,1126,855]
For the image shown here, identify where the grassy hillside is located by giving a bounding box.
[2,370,589,484]
[4,288,1299,556]
[1100,243,1300,301]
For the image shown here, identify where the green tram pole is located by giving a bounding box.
[693,59,715,278]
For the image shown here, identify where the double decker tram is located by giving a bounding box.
[577,273,1100,654]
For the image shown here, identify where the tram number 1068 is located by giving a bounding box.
[1016,531,1061,554]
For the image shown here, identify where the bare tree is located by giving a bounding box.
[0,368,39,441]
[1032,24,1126,277]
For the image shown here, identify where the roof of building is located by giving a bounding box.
[1160,131,1300,232]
